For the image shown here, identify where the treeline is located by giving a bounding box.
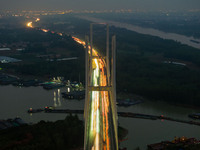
[116,52,200,106]
[112,27,200,67]
[113,27,200,106]
[39,14,90,36]
[0,115,84,150]
[0,28,61,43]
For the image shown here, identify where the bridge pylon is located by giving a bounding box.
[84,23,118,150]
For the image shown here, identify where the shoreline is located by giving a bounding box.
[78,15,200,49]
[117,92,200,110]
[1,71,200,110]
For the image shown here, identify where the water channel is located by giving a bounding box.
[0,85,200,150]
[78,16,200,50]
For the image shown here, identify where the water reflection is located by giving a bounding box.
[53,91,57,107]
[0,86,200,150]
[53,89,62,107]
[67,87,70,93]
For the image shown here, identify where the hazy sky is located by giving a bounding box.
[0,0,200,11]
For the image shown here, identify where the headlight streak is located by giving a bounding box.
[25,22,116,149]
[72,36,113,150]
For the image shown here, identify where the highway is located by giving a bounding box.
[27,18,117,149]
[72,37,117,150]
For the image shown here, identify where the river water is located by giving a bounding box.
[78,16,200,50]
[0,85,200,150]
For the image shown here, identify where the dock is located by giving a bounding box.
[28,108,200,126]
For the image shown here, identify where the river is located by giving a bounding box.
[78,16,200,50]
[0,85,200,150]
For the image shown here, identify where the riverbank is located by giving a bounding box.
[78,15,200,49]
[0,115,128,150]
[118,92,200,110]
[26,107,200,126]
[0,115,84,150]
[1,85,200,150]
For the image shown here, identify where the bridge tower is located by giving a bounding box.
[84,24,118,150]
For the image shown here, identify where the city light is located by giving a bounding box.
[26,22,33,28]
[35,18,40,22]
[41,29,49,32]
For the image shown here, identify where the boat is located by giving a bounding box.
[27,108,44,113]
[116,99,143,107]
[0,118,27,130]
[62,91,85,100]
[190,39,200,44]
[42,82,65,90]
[44,107,84,114]
[188,113,200,119]
[0,122,8,130]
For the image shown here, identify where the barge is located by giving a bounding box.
[117,99,143,107]
[188,113,200,119]
[62,91,85,100]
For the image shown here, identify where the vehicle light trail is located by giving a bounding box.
[41,29,49,32]
[24,17,118,149]
[35,18,40,22]
[26,18,40,28]
[72,34,118,150]
[26,22,33,28]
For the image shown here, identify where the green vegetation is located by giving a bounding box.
[0,115,128,150]
[0,27,85,81]
[0,28,59,43]
[0,115,84,150]
[113,27,200,106]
